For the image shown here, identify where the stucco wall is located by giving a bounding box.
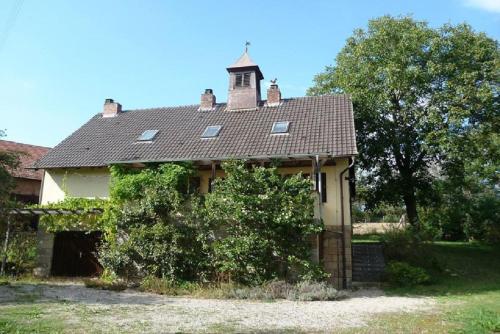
[198,158,351,227]
[41,160,352,227]
[40,168,111,204]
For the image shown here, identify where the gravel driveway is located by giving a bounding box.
[0,282,435,333]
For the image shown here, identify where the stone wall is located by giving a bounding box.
[34,230,54,277]
[321,225,352,289]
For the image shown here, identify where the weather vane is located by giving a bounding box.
[245,41,251,52]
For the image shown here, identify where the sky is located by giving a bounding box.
[0,0,498,147]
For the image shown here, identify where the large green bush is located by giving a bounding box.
[386,261,430,287]
[201,161,324,285]
[98,163,212,281]
[380,227,441,271]
[78,160,325,286]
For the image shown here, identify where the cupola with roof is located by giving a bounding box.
[226,50,264,111]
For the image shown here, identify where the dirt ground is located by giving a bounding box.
[0,282,435,333]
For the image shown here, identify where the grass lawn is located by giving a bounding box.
[367,241,500,333]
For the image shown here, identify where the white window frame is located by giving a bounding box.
[271,121,290,134]
[137,129,159,142]
[201,125,222,138]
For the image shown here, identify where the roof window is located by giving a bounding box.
[202,125,222,138]
[137,130,159,142]
[271,121,290,134]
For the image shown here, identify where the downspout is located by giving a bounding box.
[339,157,355,289]
[315,155,323,264]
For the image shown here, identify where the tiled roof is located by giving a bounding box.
[0,140,50,179]
[34,95,357,169]
[228,51,258,68]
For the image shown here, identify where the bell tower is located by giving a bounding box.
[226,44,264,111]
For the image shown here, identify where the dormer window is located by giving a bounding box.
[137,129,159,142]
[271,121,290,134]
[235,72,251,88]
[202,125,222,138]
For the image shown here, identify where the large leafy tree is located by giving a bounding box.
[308,16,499,227]
[0,130,20,208]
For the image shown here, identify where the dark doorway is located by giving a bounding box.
[51,231,103,277]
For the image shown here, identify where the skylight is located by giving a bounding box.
[202,125,222,138]
[137,130,159,142]
[271,121,290,134]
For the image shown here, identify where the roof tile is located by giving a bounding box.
[34,95,357,168]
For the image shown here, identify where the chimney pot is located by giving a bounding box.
[266,82,281,107]
[200,89,216,111]
[103,98,122,117]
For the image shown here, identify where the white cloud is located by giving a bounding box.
[464,0,500,13]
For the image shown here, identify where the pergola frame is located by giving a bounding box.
[0,207,103,275]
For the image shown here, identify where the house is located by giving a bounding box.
[0,140,50,204]
[33,51,357,288]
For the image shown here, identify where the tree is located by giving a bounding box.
[308,16,499,228]
[0,129,21,275]
[0,130,20,208]
[202,161,324,284]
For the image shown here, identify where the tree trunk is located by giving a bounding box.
[1,217,11,276]
[403,190,419,228]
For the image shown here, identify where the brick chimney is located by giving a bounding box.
[200,89,216,111]
[102,98,122,118]
[266,81,281,107]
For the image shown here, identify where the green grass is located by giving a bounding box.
[381,241,500,333]
[0,304,66,334]
[352,233,382,243]
[386,241,500,296]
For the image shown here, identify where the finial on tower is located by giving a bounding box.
[245,41,251,53]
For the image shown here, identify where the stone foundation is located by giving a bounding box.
[34,230,54,277]
[318,225,352,289]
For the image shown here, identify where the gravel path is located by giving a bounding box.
[0,283,435,333]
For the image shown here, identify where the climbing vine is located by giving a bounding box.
[35,197,108,232]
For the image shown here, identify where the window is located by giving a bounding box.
[188,176,201,194]
[271,121,290,134]
[137,129,159,142]
[315,172,327,203]
[201,125,222,138]
[235,72,251,88]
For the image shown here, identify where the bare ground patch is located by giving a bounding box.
[0,282,435,333]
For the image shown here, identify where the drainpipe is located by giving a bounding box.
[339,157,355,289]
[314,155,324,264]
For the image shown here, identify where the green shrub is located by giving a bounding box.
[201,161,324,285]
[98,163,212,281]
[380,227,441,270]
[139,276,200,295]
[218,280,338,301]
[286,281,338,301]
[386,261,430,287]
[137,278,338,301]
[83,278,127,291]
[0,225,37,276]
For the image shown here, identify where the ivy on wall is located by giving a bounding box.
[35,197,109,232]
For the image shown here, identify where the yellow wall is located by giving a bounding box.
[40,159,352,227]
[198,158,352,227]
[40,168,110,204]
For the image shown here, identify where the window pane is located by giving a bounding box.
[235,73,243,87]
[202,125,222,138]
[137,129,159,141]
[271,121,290,134]
[243,72,251,86]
